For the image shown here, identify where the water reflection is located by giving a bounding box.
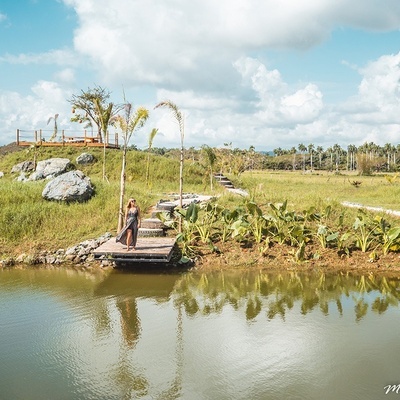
[171,271,400,322]
[2,268,400,400]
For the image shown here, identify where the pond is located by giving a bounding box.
[1,267,400,400]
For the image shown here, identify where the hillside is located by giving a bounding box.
[0,144,217,258]
[0,142,22,156]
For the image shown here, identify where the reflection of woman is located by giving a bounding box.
[116,198,141,251]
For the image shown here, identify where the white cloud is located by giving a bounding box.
[2,0,400,151]
[60,0,400,90]
[54,68,76,84]
[0,81,74,144]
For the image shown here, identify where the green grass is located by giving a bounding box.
[0,146,223,256]
[1,147,400,258]
[234,170,400,212]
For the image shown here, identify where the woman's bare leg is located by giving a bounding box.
[126,229,132,250]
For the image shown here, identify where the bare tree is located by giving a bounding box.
[69,85,120,143]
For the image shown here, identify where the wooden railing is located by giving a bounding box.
[16,129,119,148]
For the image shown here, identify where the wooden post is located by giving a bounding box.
[35,130,38,142]
[62,130,65,146]
[115,132,118,148]
[16,129,20,145]
[39,129,42,142]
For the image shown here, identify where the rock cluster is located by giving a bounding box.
[8,156,96,202]
[42,170,94,202]
[0,233,113,269]
[29,158,72,181]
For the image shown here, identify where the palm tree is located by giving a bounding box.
[47,113,59,142]
[113,103,149,232]
[308,143,315,172]
[332,144,342,172]
[298,143,307,171]
[201,145,217,191]
[316,146,324,170]
[146,128,159,187]
[155,100,185,211]
[290,147,297,170]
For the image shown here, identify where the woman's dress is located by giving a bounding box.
[116,209,139,247]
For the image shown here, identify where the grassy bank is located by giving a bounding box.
[0,146,219,256]
[2,145,400,270]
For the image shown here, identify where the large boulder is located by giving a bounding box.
[30,158,72,181]
[76,152,95,165]
[42,170,94,202]
[11,161,35,174]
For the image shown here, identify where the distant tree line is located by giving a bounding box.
[146,141,400,176]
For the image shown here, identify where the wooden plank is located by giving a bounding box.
[93,236,176,263]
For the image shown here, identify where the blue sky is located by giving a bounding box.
[1,0,400,151]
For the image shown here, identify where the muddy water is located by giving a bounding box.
[1,267,400,400]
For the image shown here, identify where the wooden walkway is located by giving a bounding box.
[93,236,176,263]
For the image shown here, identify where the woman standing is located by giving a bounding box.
[116,198,141,251]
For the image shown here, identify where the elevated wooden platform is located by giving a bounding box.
[93,236,177,263]
[17,140,119,149]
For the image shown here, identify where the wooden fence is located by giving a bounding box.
[16,129,119,149]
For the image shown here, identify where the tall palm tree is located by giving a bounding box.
[114,103,149,232]
[332,143,342,172]
[155,100,185,210]
[298,143,307,171]
[316,146,324,170]
[308,143,315,172]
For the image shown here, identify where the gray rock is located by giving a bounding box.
[76,153,95,165]
[30,158,72,181]
[42,170,94,202]
[11,161,35,174]
[15,172,28,182]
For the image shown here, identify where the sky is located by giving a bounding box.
[1,0,400,152]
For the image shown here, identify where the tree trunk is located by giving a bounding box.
[179,145,184,232]
[118,148,127,232]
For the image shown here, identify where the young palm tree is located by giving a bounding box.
[154,100,185,208]
[146,128,159,187]
[47,113,59,142]
[114,103,149,232]
[201,145,217,191]
[94,99,114,181]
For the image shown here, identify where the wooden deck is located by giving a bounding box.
[17,140,119,149]
[16,129,120,149]
[93,236,177,263]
